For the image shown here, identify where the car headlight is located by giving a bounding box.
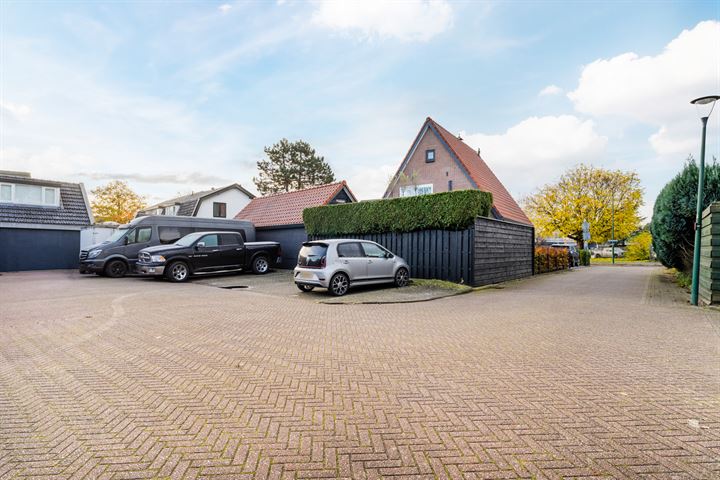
[150,255,166,263]
[88,249,102,258]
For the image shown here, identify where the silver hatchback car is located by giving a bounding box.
[294,239,410,296]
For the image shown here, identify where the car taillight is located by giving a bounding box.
[320,256,326,268]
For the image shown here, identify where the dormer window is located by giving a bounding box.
[0,182,60,206]
[425,149,435,163]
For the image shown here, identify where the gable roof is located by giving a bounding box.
[387,117,532,226]
[235,181,356,227]
[0,172,93,227]
[139,183,255,217]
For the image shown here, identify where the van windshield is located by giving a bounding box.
[106,228,130,243]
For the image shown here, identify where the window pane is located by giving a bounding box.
[44,188,57,205]
[337,242,363,258]
[200,234,219,247]
[15,184,43,204]
[159,226,194,244]
[220,233,240,245]
[0,185,11,202]
[213,202,227,218]
[136,227,152,243]
[416,184,433,195]
[298,243,327,267]
[362,243,386,258]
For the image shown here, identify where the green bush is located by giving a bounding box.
[579,249,591,266]
[534,246,570,274]
[303,190,493,235]
[650,157,720,273]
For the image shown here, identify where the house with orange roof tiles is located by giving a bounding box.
[384,117,532,226]
[235,181,356,268]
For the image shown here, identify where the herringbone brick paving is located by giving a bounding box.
[0,267,718,479]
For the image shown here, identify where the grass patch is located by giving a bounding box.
[672,269,691,289]
[411,279,472,292]
[590,257,652,264]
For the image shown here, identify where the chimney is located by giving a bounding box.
[457,133,463,141]
[477,148,481,156]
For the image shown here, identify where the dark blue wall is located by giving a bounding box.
[256,226,306,269]
[0,228,80,272]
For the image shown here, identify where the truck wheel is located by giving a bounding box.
[252,255,269,274]
[329,273,349,296]
[297,283,314,292]
[166,261,190,283]
[104,260,127,278]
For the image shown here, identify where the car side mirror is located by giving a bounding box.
[124,237,129,245]
[196,241,205,249]
[386,253,394,259]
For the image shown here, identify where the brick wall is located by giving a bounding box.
[474,217,534,286]
[699,202,720,305]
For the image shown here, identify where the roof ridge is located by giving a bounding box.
[257,181,344,199]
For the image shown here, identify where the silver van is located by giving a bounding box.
[294,239,410,296]
[79,215,255,277]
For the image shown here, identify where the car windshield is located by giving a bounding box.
[175,232,204,247]
[106,228,130,243]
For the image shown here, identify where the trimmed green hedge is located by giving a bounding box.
[303,190,493,235]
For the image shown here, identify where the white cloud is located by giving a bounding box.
[312,0,453,42]
[568,20,720,156]
[0,101,31,118]
[461,115,608,196]
[539,84,562,96]
[218,4,232,14]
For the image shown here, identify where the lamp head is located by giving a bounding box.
[691,95,720,119]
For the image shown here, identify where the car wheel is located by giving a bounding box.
[329,273,349,296]
[296,283,314,292]
[166,261,190,283]
[394,267,409,287]
[104,260,127,278]
[252,255,269,274]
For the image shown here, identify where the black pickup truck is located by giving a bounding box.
[136,231,281,282]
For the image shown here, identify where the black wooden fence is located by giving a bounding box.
[308,216,534,286]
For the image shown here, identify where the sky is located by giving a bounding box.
[1,0,719,222]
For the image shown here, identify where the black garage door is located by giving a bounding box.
[0,228,80,272]
[256,226,307,269]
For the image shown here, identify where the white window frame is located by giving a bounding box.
[399,183,433,197]
[0,182,60,206]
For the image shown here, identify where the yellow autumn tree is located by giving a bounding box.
[91,180,146,224]
[523,164,643,244]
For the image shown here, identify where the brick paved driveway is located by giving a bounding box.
[1,266,718,479]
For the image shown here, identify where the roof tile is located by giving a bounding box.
[428,118,532,225]
[235,182,352,227]
[0,175,91,226]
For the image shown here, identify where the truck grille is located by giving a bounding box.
[139,252,151,263]
[79,250,88,260]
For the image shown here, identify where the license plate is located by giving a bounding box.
[300,271,314,279]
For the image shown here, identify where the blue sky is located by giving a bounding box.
[1,1,718,222]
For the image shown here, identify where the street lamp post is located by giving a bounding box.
[611,194,615,265]
[690,95,720,306]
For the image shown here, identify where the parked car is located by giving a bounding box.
[550,243,580,267]
[593,247,624,258]
[294,239,410,296]
[135,231,281,282]
[79,215,255,277]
